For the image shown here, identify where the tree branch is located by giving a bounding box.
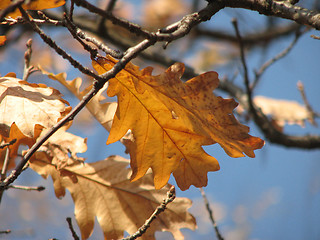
[200,188,224,240]
[217,0,320,30]
[122,186,176,240]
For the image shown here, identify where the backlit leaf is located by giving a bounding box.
[29,155,196,240]
[92,56,264,190]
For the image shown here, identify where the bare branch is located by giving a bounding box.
[253,27,304,89]
[0,229,11,235]
[217,0,320,30]
[232,18,253,110]
[8,185,45,191]
[18,7,104,82]
[122,186,176,240]
[66,217,80,240]
[200,188,224,240]
[297,81,319,125]
[0,139,16,149]
[195,23,300,46]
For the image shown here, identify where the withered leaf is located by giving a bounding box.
[30,155,196,240]
[0,77,70,168]
[254,95,315,129]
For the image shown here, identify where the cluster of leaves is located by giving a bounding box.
[1,0,319,239]
[0,1,265,239]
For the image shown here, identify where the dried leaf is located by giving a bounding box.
[254,96,313,128]
[35,126,87,170]
[29,155,196,240]
[41,69,117,132]
[0,77,70,139]
[92,56,264,190]
[0,77,70,168]
[0,0,65,18]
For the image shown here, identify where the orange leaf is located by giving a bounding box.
[0,36,6,46]
[92,56,264,190]
[0,0,65,19]
[0,122,42,170]
[29,155,196,240]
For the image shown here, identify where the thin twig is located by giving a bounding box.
[122,186,176,240]
[0,148,10,203]
[73,0,152,39]
[69,0,75,21]
[0,148,10,181]
[63,13,122,58]
[232,18,253,110]
[97,0,118,33]
[19,7,104,82]
[63,13,99,59]
[8,185,45,191]
[1,16,63,26]
[297,81,319,125]
[66,217,80,240]
[200,188,224,240]
[195,23,300,46]
[22,39,38,81]
[253,28,303,89]
[0,229,11,234]
[0,139,16,149]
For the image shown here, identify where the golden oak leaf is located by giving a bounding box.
[92,56,264,190]
[41,68,117,132]
[29,155,196,240]
[0,0,65,19]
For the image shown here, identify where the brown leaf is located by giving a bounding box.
[92,56,264,190]
[29,155,196,240]
[254,96,313,128]
[35,126,87,170]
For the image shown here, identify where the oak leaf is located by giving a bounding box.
[0,77,70,168]
[254,95,315,130]
[92,56,264,190]
[0,36,6,46]
[29,155,196,240]
[41,69,117,132]
[0,0,65,19]
[34,126,87,170]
